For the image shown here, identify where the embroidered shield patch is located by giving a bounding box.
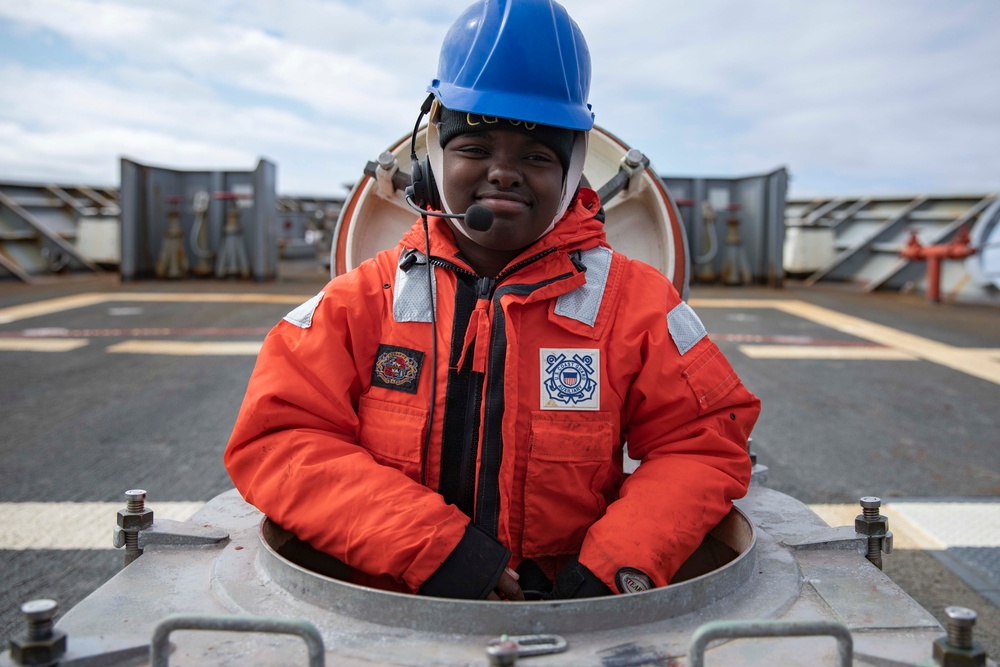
[371,344,424,394]
[540,348,600,410]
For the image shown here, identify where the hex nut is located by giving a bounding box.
[933,637,987,667]
[117,508,154,531]
[8,630,67,666]
[855,514,889,537]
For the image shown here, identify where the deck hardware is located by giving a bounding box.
[933,606,987,666]
[149,613,325,667]
[687,619,853,667]
[900,226,976,303]
[595,149,649,205]
[114,489,153,566]
[214,191,252,279]
[855,496,892,569]
[8,599,67,666]
[155,196,188,279]
[486,634,568,666]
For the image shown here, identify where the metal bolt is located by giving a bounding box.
[860,496,881,519]
[125,489,147,513]
[9,598,67,667]
[377,151,396,170]
[119,489,153,566]
[20,599,57,641]
[487,638,520,667]
[945,607,977,649]
[624,148,644,169]
[857,497,886,569]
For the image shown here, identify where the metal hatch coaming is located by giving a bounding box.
[253,506,758,635]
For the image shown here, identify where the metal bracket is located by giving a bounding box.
[150,613,325,667]
[595,149,650,205]
[374,151,401,199]
[687,619,853,667]
[137,519,229,548]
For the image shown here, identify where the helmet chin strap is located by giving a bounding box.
[427,103,589,244]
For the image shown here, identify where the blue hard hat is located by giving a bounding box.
[428,0,594,131]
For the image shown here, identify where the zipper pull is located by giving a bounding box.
[477,275,495,300]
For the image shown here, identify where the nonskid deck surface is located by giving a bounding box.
[1,263,998,655]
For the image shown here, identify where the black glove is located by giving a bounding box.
[548,556,612,599]
[418,523,511,599]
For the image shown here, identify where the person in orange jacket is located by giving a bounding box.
[225,0,760,602]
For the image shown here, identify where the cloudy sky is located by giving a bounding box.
[1,0,998,198]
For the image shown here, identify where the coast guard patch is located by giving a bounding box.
[540,348,600,410]
[371,344,424,394]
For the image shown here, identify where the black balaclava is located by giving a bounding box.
[437,106,575,173]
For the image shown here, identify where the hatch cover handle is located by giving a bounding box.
[150,613,325,667]
[687,619,853,667]
[487,633,568,665]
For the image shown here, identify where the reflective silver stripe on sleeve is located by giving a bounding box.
[283,291,324,328]
[394,250,436,323]
[667,301,707,355]
[554,246,613,327]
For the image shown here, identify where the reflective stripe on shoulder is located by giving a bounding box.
[394,249,436,323]
[554,246,613,327]
[668,301,707,355]
[283,291,324,328]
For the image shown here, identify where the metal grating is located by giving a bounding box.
[786,193,999,295]
[0,181,111,281]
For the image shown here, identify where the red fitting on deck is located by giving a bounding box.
[899,227,976,302]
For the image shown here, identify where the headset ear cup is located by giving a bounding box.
[409,156,426,208]
[409,155,440,211]
[423,156,440,211]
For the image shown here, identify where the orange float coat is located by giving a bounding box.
[225,188,760,596]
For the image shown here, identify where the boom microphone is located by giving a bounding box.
[404,191,495,232]
[464,204,494,232]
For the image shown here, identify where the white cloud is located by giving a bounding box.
[0,0,998,196]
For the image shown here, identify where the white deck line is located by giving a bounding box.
[691,298,1000,386]
[0,502,204,550]
[0,292,307,324]
[0,338,89,352]
[738,345,916,360]
[1,500,994,551]
[107,340,263,356]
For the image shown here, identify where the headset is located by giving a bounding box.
[404,94,495,232]
[403,94,493,486]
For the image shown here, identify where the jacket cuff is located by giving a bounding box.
[418,523,511,599]
[552,557,613,599]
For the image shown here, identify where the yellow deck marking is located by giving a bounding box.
[0,292,308,324]
[808,503,942,550]
[0,502,204,550]
[691,298,1000,386]
[0,338,89,352]
[2,498,991,551]
[738,345,916,360]
[107,340,263,356]
[0,294,109,324]
[808,502,1000,550]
